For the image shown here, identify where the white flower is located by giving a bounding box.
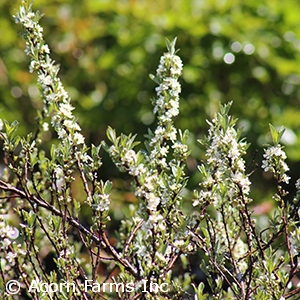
[154,96,165,114]
[228,141,240,160]
[41,44,50,54]
[122,149,137,166]
[81,153,93,164]
[1,238,11,249]
[38,73,52,87]
[146,192,160,211]
[169,99,179,109]
[42,122,49,131]
[156,53,183,79]
[46,93,58,104]
[160,146,169,156]
[148,214,164,224]
[169,183,178,191]
[59,102,74,119]
[187,243,195,252]
[109,145,118,157]
[57,129,67,139]
[170,57,183,76]
[236,160,245,172]
[92,193,110,211]
[165,245,172,256]
[155,126,166,136]
[63,119,75,129]
[6,252,17,264]
[172,142,188,155]
[74,132,85,144]
[144,175,156,190]
[6,227,19,239]
[136,245,147,257]
[167,77,181,93]
[281,174,291,184]
[168,128,177,141]
[130,164,147,177]
[29,60,37,73]
[290,228,300,256]
[232,172,251,195]
[53,167,65,191]
[169,106,179,117]
[157,220,166,231]
[174,240,185,248]
[155,252,165,262]
[262,145,290,183]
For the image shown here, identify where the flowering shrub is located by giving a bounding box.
[0,1,300,299]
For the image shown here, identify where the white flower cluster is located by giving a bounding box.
[87,192,110,212]
[53,166,65,192]
[150,126,177,146]
[138,172,163,212]
[105,40,191,283]
[0,220,19,250]
[145,192,160,211]
[15,4,85,147]
[195,116,251,209]
[109,146,162,212]
[232,238,248,273]
[147,126,177,170]
[231,171,251,195]
[141,214,167,236]
[15,6,38,30]
[156,53,183,78]
[154,52,183,123]
[0,218,25,272]
[289,227,300,257]
[134,213,175,272]
[262,145,290,184]
[110,147,140,174]
[14,4,115,217]
[172,141,189,160]
[121,149,138,167]
[207,126,247,174]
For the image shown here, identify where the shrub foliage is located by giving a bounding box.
[0,1,299,299]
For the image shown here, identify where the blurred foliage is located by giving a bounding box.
[1,0,300,208]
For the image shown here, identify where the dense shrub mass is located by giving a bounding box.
[0,1,300,299]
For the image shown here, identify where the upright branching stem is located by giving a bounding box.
[0,1,299,300]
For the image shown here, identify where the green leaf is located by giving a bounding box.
[149,74,160,84]
[74,199,81,213]
[103,180,113,194]
[269,123,285,145]
[91,144,100,157]
[29,151,38,167]
[22,210,36,228]
[4,120,19,139]
[101,141,109,152]
[106,126,116,143]
[11,135,21,148]
[50,144,56,160]
[192,282,209,300]
[165,37,177,55]
[201,227,210,247]
[171,165,182,179]
[220,101,233,115]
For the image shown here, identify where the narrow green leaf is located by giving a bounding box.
[103,180,113,194]
[165,37,177,55]
[106,126,116,143]
[269,123,279,145]
[149,74,160,84]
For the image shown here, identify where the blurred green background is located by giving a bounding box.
[1,0,300,214]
